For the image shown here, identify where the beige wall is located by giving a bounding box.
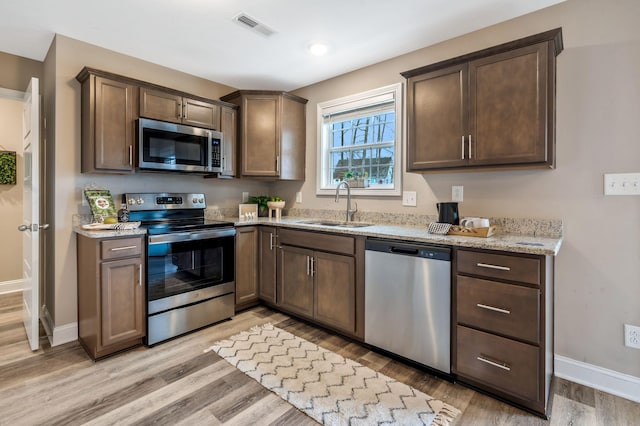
[0,98,24,282]
[0,51,43,92]
[282,0,640,377]
[47,35,270,327]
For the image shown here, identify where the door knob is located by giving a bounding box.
[17,224,49,232]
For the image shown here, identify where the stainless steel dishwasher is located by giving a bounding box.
[365,238,451,374]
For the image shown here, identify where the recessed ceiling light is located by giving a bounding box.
[308,42,328,56]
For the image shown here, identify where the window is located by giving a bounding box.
[316,83,402,196]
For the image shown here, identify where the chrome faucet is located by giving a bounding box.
[335,180,357,222]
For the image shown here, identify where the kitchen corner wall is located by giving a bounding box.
[282,0,640,379]
[44,35,271,337]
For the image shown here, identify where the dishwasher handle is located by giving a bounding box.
[366,238,451,261]
[390,247,419,255]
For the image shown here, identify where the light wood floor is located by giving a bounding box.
[1,292,638,425]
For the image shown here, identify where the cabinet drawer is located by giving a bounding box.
[278,228,354,256]
[457,250,540,285]
[457,275,540,343]
[456,325,539,402]
[101,237,142,260]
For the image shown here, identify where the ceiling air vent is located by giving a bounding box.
[233,13,276,37]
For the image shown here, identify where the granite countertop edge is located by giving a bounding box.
[73,218,562,256]
[232,218,563,256]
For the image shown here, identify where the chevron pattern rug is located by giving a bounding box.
[208,323,460,425]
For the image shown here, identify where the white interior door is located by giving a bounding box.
[18,77,44,351]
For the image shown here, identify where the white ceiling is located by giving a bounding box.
[0,0,565,91]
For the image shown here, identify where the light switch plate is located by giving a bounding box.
[402,191,417,206]
[452,186,464,202]
[242,192,249,203]
[296,191,303,203]
[604,173,640,195]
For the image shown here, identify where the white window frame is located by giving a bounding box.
[316,83,402,196]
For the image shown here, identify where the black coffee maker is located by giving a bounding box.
[437,202,459,225]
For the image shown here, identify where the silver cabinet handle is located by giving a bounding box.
[477,262,511,271]
[310,257,315,277]
[110,245,137,252]
[468,134,472,159]
[129,145,132,166]
[183,103,187,120]
[306,255,310,276]
[177,102,182,119]
[477,303,511,315]
[461,135,465,160]
[138,264,142,287]
[269,233,274,250]
[275,155,280,173]
[477,355,511,371]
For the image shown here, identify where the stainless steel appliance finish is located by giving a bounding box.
[147,292,235,345]
[365,238,451,374]
[137,118,223,174]
[123,192,235,346]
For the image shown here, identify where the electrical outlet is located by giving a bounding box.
[604,173,640,195]
[242,192,249,203]
[624,324,640,349]
[296,191,303,203]
[402,191,417,207]
[452,186,464,202]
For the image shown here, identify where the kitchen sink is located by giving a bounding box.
[296,219,374,228]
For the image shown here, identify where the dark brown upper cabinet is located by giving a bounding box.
[77,68,138,174]
[402,28,563,172]
[220,90,307,180]
[140,87,220,130]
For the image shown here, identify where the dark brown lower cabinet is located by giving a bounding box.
[235,226,259,309]
[454,248,554,417]
[77,234,145,360]
[258,227,277,304]
[275,228,363,339]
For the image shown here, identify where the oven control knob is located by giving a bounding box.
[136,198,144,205]
[192,198,198,204]
[127,198,136,205]
[198,198,204,204]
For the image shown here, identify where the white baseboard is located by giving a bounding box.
[0,278,24,295]
[555,355,640,403]
[41,305,77,347]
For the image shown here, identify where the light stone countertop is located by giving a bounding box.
[232,217,563,256]
[73,216,562,256]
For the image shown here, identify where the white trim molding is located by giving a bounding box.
[0,279,24,295]
[41,305,78,347]
[555,355,640,403]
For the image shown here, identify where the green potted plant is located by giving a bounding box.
[249,195,284,216]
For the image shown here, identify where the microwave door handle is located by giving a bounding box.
[208,134,213,172]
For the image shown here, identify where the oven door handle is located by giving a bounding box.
[148,228,236,245]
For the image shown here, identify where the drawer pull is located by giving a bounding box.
[110,245,137,252]
[476,303,511,315]
[477,355,511,371]
[477,262,511,271]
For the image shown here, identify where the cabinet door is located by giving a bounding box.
[241,94,280,177]
[183,98,220,129]
[93,76,137,172]
[235,226,258,306]
[406,64,468,171]
[469,42,549,166]
[314,251,356,334]
[140,87,182,123]
[100,257,144,348]
[278,245,314,318]
[219,106,236,177]
[258,227,277,303]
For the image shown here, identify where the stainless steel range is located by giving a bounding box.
[122,192,236,345]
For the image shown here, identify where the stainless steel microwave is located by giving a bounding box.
[137,118,222,174]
